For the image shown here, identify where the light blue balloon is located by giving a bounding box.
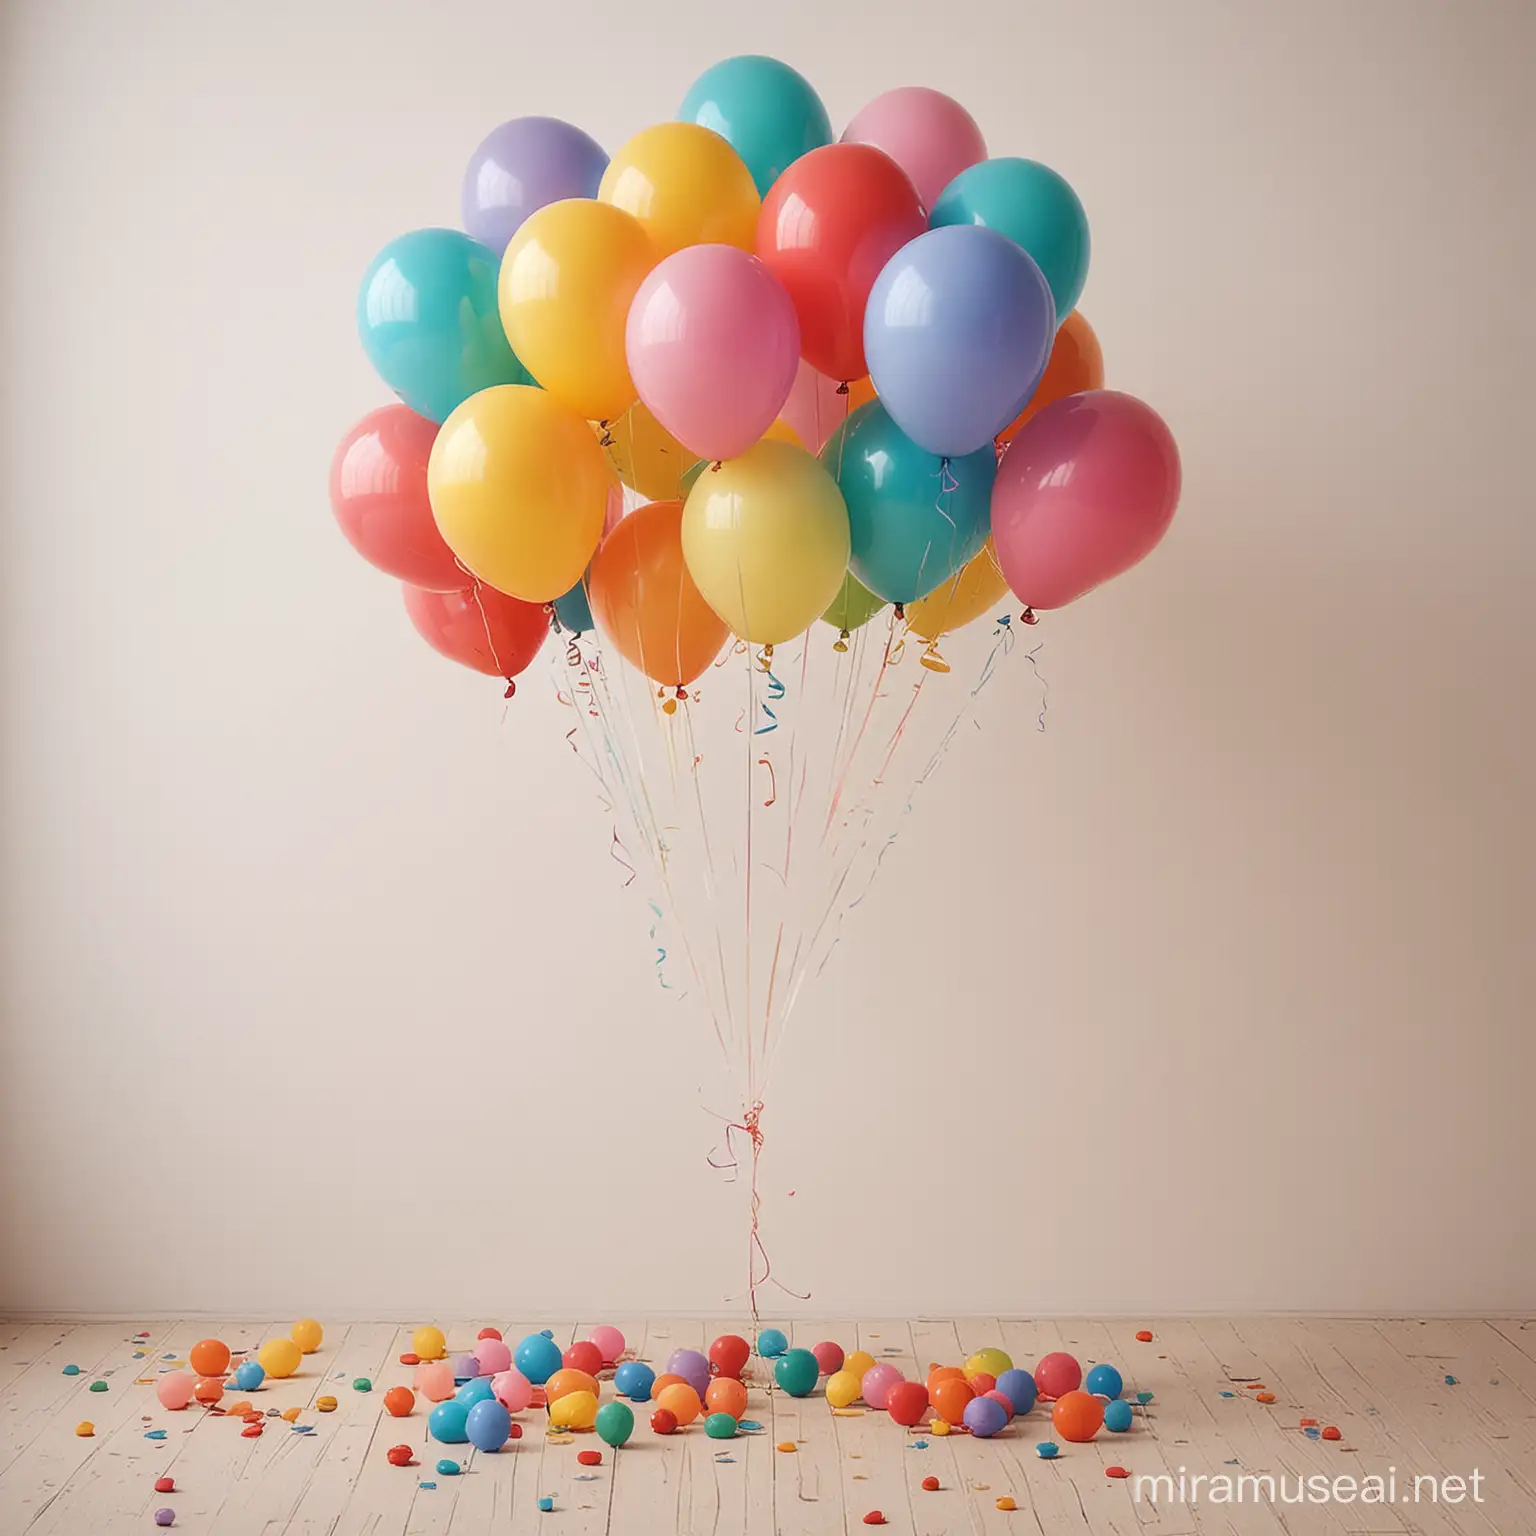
[930,158,1090,322]
[679,56,832,197]
[455,1378,496,1408]
[755,1328,788,1359]
[864,225,1055,459]
[1084,1363,1123,1400]
[553,576,594,634]
[233,1361,265,1391]
[428,1399,470,1444]
[822,402,993,604]
[1104,1399,1134,1433]
[513,1332,563,1385]
[613,1360,655,1401]
[357,228,534,423]
[465,1398,512,1451]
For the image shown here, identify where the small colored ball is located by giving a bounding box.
[193,1377,224,1405]
[886,1381,929,1427]
[412,1326,447,1362]
[156,1372,195,1411]
[155,1508,175,1526]
[466,1398,512,1451]
[994,1368,1038,1416]
[189,1340,231,1378]
[930,1377,975,1426]
[475,1339,512,1375]
[1104,1400,1134,1433]
[353,1378,372,1393]
[384,1387,414,1417]
[588,1325,626,1364]
[709,1334,750,1379]
[74,1421,94,1436]
[491,1368,533,1413]
[963,1395,1008,1437]
[89,1380,108,1392]
[545,1368,600,1403]
[667,1349,712,1395]
[1034,1352,1082,1400]
[812,1341,844,1376]
[705,1377,748,1419]
[316,1396,338,1412]
[655,1382,702,1425]
[1036,1441,1059,1459]
[537,1496,554,1511]
[860,1364,902,1409]
[1052,1389,1105,1443]
[233,1361,265,1392]
[614,1361,656,1401]
[965,1348,1013,1379]
[1085,1364,1123,1400]
[435,1459,461,1476]
[257,1339,301,1380]
[595,1399,635,1447]
[154,1477,175,1494]
[577,1449,602,1466]
[386,1444,413,1467]
[775,1349,820,1398]
[984,1389,1016,1422]
[564,1340,604,1377]
[825,1369,862,1408]
[477,1326,503,1342]
[549,1389,599,1430]
[843,1350,877,1380]
[291,1319,324,1354]
[756,1328,788,1358]
[514,1333,563,1386]
[62,1364,80,1376]
[415,1362,455,1401]
[650,1407,678,1434]
[428,1400,471,1444]
[455,1378,496,1408]
[705,1412,737,1439]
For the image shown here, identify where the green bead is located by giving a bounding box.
[353,1377,372,1392]
[705,1412,738,1440]
[594,1400,634,1448]
[89,1380,108,1392]
[773,1349,819,1398]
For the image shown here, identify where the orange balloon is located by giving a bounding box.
[704,1377,749,1419]
[846,376,877,412]
[656,1381,702,1426]
[383,1386,414,1417]
[588,499,729,686]
[194,1376,225,1405]
[1051,1389,1105,1443]
[929,1377,975,1426]
[189,1340,231,1379]
[545,1368,600,1404]
[650,1373,687,1398]
[998,311,1104,445]
[926,1365,965,1393]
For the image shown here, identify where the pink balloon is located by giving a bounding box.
[491,1368,533,1413]
[156,1371,195,1410]
[780,358,847,454]
[475,1338,512,1375]
[861,1363,903,1409]
[587,1325,626,1364]
[841,87,986,211]
[414,1361,456,1401]
[626,244,800,462]
[992,391,1181,610]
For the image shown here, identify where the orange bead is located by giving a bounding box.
[1051,1390,1105,1443]
[929,1377,974,1426]
[383,1386,415,1417]
[704,1377,748,1420]
[189,1340,231,1379]
[545,1368,600,1404]
[655,1382,702,1426]
[194,1376,224,1405]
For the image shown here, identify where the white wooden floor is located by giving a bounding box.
[1,1317,1532,1534]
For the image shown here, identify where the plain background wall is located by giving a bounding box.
[2,0,1533,1319]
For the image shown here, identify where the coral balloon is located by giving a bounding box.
[491,1369,533,1412]
[1052,1389,1105,1442]
[1033,1352,1083,1400]
[189,1340,230,1379]
[998,311,1104,446]
[156,1373,195,1411]
[589,499,728,685]
[602,403,690,500]
[416,1362,456,1401]
[709,1335,751,1379]
[886,1381,929,1427]
[756,144,925,382]
[402,583,548,680]
[992,391,1181,610]
[627,244,800,462]
[780,359,847,454]
[563,1341,604,1377]
[681,440,850,644]
[599,123,759,258]
[906,538,1010,640]
[428,385,612,602]
[930,1377,975,1425]
[588,1325,627,1365]
[705,1377,749,1419]
[811,1342,844,1376]
[499,199,656,423]
[194,1377,224,1405]
[841,86,986,211]
[655,1382,702,1426]
[462,116,609,256]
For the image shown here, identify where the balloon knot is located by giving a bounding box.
[503,679,517,699]
[1021,607,1039,626]
[711,460,722,472]
[893,603,906,622]
[598,419,614,447]
[835,381,850,396]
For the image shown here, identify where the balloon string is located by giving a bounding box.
[757,754,777,808]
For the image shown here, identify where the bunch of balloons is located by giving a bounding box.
[333,56,1181,690]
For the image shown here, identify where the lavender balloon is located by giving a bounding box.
[864,225,1055,459]
[667,1348,712,1395]
[462,117,608,255]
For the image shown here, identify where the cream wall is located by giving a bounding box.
[1,0,1532,1318]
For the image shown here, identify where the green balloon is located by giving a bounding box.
[594,1399,634,1448]
[680,458,708,498]
[704,1411,738,1440]
[820,570,888,633]
[774,1348,819,1398]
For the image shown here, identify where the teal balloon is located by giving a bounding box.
[357,228,534,423]
[428,1400,470,1444]
[553,576,594,634]
[930,159,1091,322]
[679,56,832,197]
[594,1400,634,1448]
[821,402,994,604]
[773,1348,819,1398]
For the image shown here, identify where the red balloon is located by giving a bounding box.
[756,144,925,384]
[330,406,467,591]
[708,1335,750,1380]
[993,391,1181,611]
[886,1381,929,1427]
[402,583,549,679]
[1032,1352,1083,1401]
[562,1341,604,1377]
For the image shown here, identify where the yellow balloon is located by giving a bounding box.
[906,538,1011,641]
[290,1319,324,1355]
[412,1325,446,1361]
[760,418,804,448]
[257,1338,302,1379]
[682,440,849,645]
[843,1350,877,1381]
[549,1389,599,1429]
[825,1369,862,1408]
[430,385,612,602]
[599,123,759,258]
[965,1347,1013,1379]
[500,199,655,423]
[600,401,689,500]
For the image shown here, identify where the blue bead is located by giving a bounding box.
[435,1459,461,1476]
[1104,1400,1134,1433]
[1085,1364,1123,1400]
[1036,1441,1059,1459]
[537,1497,554,1512]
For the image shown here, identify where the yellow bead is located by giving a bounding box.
[929,1418,952,1436]
[996,1497,1018,1511]
[316,1396,338,1412]
[281,1407,301,1423]
[75,1421,94,1437]
[776,1441,798,1453]
[290,1319,323,1354]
